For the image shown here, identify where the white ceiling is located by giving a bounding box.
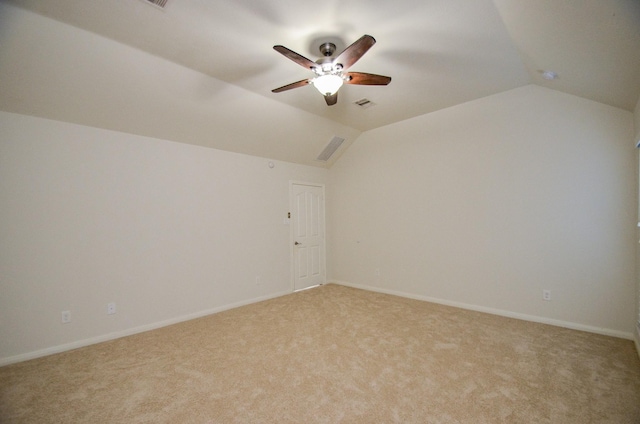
[1,0,639,167]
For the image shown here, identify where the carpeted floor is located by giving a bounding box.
[1,284,639,423]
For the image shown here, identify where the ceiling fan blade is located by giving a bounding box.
[345,72,392,85]
[273,45,317,70]
[272,79,312,93]
[324,92,338,106]
[334,35,376,70]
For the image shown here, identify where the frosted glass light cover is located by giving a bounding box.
[313,75,343,95]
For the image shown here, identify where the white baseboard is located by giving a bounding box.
[330,280,634,341]
[4,283,633,366]
[0,289,291,367]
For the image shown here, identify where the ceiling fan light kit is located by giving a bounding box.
[272,34,391,106]
[313,74,343,95]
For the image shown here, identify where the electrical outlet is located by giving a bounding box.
[61,310,71,324]
[107,302,116,315]
[542,290,551,301]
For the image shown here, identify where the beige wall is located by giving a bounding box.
[2,85,638,363]
[328,85,637,337]
[0,111,327,364]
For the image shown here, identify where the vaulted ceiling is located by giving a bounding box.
[1,0,639,167]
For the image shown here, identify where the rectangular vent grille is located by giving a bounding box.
[316,136,345,162]
[142,0,169,9]
[354,98,376,109]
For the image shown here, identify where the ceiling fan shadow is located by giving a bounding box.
[379,49,469,74]
[187,73,238,102]
[221,62,279,86]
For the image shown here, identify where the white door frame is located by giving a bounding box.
[289,181,326,292]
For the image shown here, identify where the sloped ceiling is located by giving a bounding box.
[1,0,639,167]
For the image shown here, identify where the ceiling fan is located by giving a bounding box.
[271,34,391,106]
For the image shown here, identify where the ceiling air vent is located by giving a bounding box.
[316,136,345,162]
[354,98,376,109]
[141,0,169,9]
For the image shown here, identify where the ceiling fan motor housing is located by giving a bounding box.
[319,42,337,57]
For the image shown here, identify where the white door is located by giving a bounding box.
[291,183,325,291]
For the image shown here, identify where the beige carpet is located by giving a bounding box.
[1,284,639,423]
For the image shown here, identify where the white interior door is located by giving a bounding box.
[291,183,325,291]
